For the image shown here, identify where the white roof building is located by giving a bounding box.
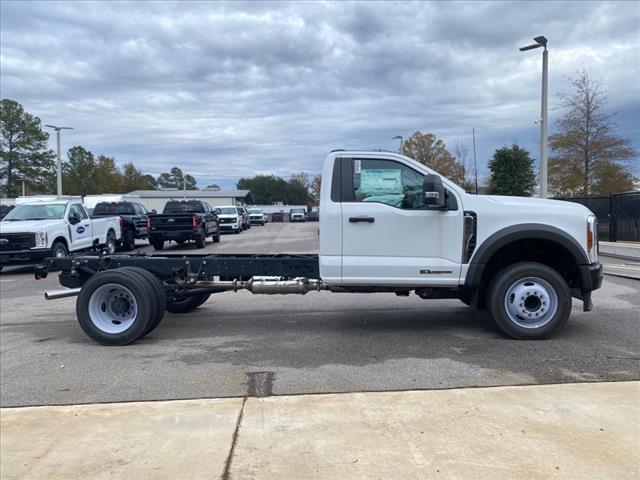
[126,189,254,212]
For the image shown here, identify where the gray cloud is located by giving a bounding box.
[1,0,638,188]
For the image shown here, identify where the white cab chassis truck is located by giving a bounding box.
[37,152,602,345]
[1,200,121,269]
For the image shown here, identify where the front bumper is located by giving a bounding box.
[219,224,240,231]
[249,217,264,224]
[0,248,53,266]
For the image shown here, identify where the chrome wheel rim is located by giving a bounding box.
[55,246,67,257]
[88,283,138,333]
[504,277,558,329]
[106,237,116,254]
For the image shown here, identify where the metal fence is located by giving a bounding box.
[556,192,640,242]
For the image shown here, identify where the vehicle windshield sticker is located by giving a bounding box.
[354,160,361,174]
[359,169,402,195]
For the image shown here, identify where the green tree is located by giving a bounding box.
[286,177,311,206]
[0,98,56,197]
[486,144,536,197]
[62,146,97,196]
[121,162,157,192]
[237,175,289,204]
[310,174,321,206]
[205,184,220,190]
[94,155,123,193]
[157,166,197,190]
[549,71,636,196]
[401,131,465,186]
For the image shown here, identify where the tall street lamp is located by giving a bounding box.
[519,35,548,198]
[392,135,403,154]
[45,125,73,198]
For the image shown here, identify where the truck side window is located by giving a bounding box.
[69,204,87,220]
[352,159,425,210]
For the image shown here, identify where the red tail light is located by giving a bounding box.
[147,216,151,230]
[192,214,200,229]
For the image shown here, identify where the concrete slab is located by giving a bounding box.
[232,382,640,480]
[0,398,243,480]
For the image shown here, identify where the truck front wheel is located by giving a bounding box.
[52,241,68,258]
[487,262,571,340]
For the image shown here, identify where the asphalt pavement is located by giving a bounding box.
[1,222,638,407]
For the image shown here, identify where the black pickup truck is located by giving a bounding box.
[92,201,149,251]
[147,200,220,250]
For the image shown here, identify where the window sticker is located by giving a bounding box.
[360,168,402,195]
[354,160,361,174]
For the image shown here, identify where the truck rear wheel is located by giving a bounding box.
[212,230,221,243]
[122,229,136,251]
[105,231,117,254]
[487,262,571,340]
[150,238,164,251]
[119,267,166,336]
[195,227,206,248]
[76,270,154,345]
[166,293,210,314]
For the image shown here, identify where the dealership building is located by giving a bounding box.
[126,189,254,212]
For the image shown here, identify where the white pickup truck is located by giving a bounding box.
[0,199,121,269]
[38,151,602,345]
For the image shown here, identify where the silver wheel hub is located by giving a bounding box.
[88,283,138,334]
[504,277,558,329]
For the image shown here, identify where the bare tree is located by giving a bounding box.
[549,71,636,196]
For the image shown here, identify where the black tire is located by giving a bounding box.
[119,267,166,336]
[122,229,136,251]
[166,293,210,314]
[487,261,572,340]
[52,241,68,258]
[76,269,154,345]
[195,227,206,248]
[150,237,164,251]
[212,231,221,243]
[105,230,117,254]
[235,228,241,234]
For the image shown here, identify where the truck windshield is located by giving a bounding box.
[94,203,135,215]
[291,209,305,213]
[248,209,262,214]
[2,203,67,221]
[163,201,204,214]
[216,207,238,215]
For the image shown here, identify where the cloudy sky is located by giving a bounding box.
[2,0,639,189]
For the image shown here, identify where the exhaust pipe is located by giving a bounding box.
[45,288,82,300]
[193,277,325,295]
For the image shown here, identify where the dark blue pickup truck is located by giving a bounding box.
[147,200,220,250]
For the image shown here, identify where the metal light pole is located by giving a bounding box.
[519,36,548,198]
[472,128,478,194]
[392,135,403,154]
[45,124,73,198]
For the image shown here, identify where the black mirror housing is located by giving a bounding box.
[69,213,81,225]
[423,174,446,209]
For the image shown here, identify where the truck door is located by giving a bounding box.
[68,203,92,251]
[340,157,464,286]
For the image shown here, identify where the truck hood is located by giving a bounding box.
[0,220,63,233]
[217,214,238,220]
[482,195,588,213]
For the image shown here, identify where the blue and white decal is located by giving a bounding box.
[76,226,86,234]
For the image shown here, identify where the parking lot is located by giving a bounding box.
[1,222,639,407]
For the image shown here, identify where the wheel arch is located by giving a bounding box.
[465,224,589,304]
[52,236,69,249]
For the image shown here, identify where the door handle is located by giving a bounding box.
[349,216,375,223]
